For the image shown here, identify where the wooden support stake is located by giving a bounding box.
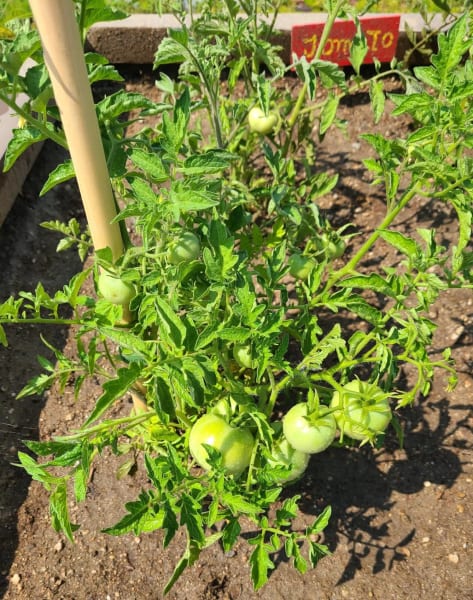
[29,0,124,261]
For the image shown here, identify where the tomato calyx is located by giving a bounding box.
[330,379,392,443]
[283,402,337,454]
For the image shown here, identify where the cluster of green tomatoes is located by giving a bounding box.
[188,380,392,485]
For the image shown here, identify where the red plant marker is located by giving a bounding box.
[292,15,401,66]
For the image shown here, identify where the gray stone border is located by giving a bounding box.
[0,13,453,227]
[85,12,451,65]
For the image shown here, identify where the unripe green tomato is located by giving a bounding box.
[288,253,316,280]
[168,231,201,265]
[189,414,254,476]
[233,343,257,369]
[268,437,310,485]
[326,238,346,260]
[248,106,278,134]
[330,380,392,441]
[98,272,136,306]
[211,397,238,420]
[220,427,254,476]
[283,403,337,454]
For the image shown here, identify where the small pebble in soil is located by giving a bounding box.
[448,553,459,564]
[10,573,21,586]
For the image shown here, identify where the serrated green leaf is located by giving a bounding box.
[40,159,75,195]
[16,451,61,488]
[128,149,169,182]
[180,494,205,545]
[379,230,421,258]
[162,499,179,548]
[338,273,396,298]
[181,150,236,175]
[84,362,142,425]
[222,517,241,553]
[307,505,332,535]
[345,297,383,326]
[153,36,188,68]
[155,295,186,348]
[249,540,275,591]
[350,26,368,75]
[369,79,385,124]
[169,186,219,212]
[413,65,440,90]
[319,93,339,136]
[49,481,76,542]
[96,90,157,121]
[163,540,201,595]
[3,126,45,171]
[221,493,263,517]
[97,326,151,358]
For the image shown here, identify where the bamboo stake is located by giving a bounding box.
[28,0,124,261]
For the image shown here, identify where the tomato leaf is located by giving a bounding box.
[307,505,332,535]
[84,362,142,425]
[163,540,201,595]
[155,295,187,348]
[249,538,275,591]
[49,480,77,542]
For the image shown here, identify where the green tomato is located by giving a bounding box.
[233,343,257,370]
[98,272,136,306]
[288,253,316,280]
[268,437,310,485]
[220,427,254,476]
[248,106,278,134]
[189,414,254,476]
[283,403,336,454]
[168,231,201,265]
[330,380,392,442]
[326,238,346,260]
[211,397,238,420]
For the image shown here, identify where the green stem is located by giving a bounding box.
[286,0,346,131]
[0,317,81,326]
[0,92,68,149]
[323,182,423,293]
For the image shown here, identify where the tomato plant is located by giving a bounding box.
[0,0,471,594]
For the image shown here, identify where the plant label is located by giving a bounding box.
[291,14,401,66]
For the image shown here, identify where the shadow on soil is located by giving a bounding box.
[0,142,86,596]
[276,393,465,586]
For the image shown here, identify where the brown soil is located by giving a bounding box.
[1,67,472,600]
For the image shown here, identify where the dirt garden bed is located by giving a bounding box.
[0,66,472,599]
